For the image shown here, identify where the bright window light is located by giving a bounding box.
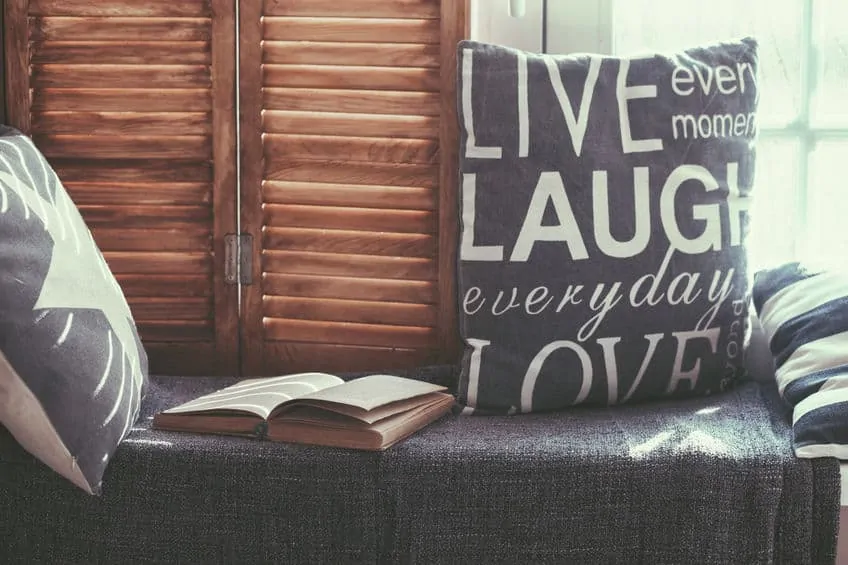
[611,0,848,269]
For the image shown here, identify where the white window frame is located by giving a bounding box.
[470,0,613,55]
[471,0,845,265]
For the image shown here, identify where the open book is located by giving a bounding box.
[152,373,454,450]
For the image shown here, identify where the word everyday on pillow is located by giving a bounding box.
[0,126,148,493]
[456,39,759,413]
[754,263,848,458]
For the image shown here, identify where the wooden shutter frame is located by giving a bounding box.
[3,0,467,377]
[3,0,28,133]
[438,0,468,364]
[238,0,264,374]
[2,0,240,376]
[207,0,239,376]
[0,0,7,125]
[239,1,468,376]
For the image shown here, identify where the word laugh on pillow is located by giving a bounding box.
[456,41,759,412]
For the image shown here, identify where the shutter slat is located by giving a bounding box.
[263,318,436,349]
[32,41,212,65]
[263,204,436,234]
[35,135,211,160]
[33,112,211,136]
[264,296,437,327]
[263,273,437,304]
[79,205,211,229]
[66,183,210,205]
[53,161,213,183]
[263,227,436,258]
[138,321,214,342]
[103,252,212,275]
[92,228,210,252]
[32,64,211,89]
[263,250,436,281]
[33,89,212,112]
[264,88,439,116]
[32,17,211,41]
[263,181,435,210]
[263,42,439,68]
[263,111,438,139]
[263,134,438,165]
[30,0,211,17]
[262,342,432,374]
[265,160,438,188]
[127,297,212,321]
[263,0,439,19]
[264,17,440,43]
[264,64,439,91]
[116,274,212,298]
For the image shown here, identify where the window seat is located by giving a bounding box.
[0,368,839,564]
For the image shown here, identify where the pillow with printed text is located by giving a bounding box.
[456,39,759,413]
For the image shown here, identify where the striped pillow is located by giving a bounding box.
[753,262,848,458]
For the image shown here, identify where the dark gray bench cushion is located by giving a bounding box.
[0,370,840,564]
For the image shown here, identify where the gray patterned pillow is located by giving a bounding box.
[456,39,759,413]
[0,126,148,493]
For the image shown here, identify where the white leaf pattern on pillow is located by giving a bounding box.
[0,142,143,433]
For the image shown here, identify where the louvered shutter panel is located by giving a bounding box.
[4,0,238,375]
[240,0,467,375]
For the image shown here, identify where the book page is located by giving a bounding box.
[289,374,447,411]
[267,393,455,450]
[161,372,345,420]
[282,392,449,424]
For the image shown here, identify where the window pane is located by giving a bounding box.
[612,0,804,127]
[803,140,848,265]
[748,137,801,269]
[811,0,848,127]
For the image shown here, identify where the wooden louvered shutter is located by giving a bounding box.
[3,0,239,375]
[240,0,467,375]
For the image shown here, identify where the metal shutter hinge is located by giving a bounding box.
[224,233,253,285]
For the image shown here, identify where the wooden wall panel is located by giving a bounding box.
[3,0,238,375]
[240,0,467,375]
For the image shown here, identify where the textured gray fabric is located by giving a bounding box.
[0,126,147,493]
[380,380,838,564]
[0,369,839,564]
[455,39,759,413]
[0,375,383,564]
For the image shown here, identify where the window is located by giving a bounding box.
[473,0,848,269]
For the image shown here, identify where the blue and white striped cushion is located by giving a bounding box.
[753,262,848,458]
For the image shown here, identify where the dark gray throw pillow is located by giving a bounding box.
[456,39,759,413]
[0,126,148,493]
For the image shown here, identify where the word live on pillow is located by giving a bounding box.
[456,39,759,414]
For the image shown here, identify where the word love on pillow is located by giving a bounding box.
[456,39,759,414]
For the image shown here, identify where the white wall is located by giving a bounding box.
[469,0,543,52]
[469,0,613,54]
